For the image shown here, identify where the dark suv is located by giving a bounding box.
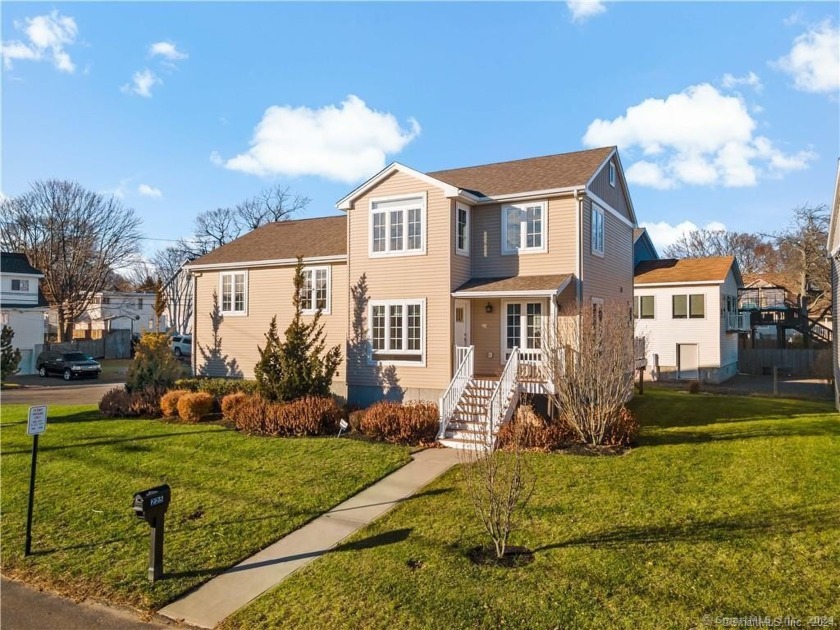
[36,351,102,381]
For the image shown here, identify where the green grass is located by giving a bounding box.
[225,388,840,630]
[0,404,410,611]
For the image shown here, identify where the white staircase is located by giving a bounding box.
[439,378,497,449]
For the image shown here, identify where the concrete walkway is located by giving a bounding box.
[159,448,460,629]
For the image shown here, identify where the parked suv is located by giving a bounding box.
[36,351,102,381]
[171,335,192,358]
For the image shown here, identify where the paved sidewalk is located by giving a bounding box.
[159,448,460,629]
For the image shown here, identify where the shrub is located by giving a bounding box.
[230,395,341,436]
[161,389,190,417]
[221,392,248,421]
[174,377,259,398]
[599,406,639,446]
[126,332,182,393]
[176,392,214,423]
[99,387,134,418]
[348,409,366,434]
[497,404,572,452]
[231,396,271,434]
[130,387,164,418]
[1,325,22,381]
[359,401,439,445]
[688,380,701,394]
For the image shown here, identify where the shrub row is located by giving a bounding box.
[231,395,341,437]
[99,386,163,419]
[174,377,259,400]
[158,389,214,423]
[358,400,439,445]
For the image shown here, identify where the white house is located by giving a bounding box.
[1,252,48,375]
[70,291,166,339]
[828,158,840,410]
[634,256,746,384]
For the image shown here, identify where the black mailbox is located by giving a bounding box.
[132,484,171,582]
[133,484,171,523]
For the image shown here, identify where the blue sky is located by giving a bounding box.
[2,2,838,256]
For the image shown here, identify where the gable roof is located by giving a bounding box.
[428,147,615,198]
[1,252,44,277]
[632,227,659,264]
[186,216,347,269]
[634,256,741,285]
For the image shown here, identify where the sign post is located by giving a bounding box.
[25,405,47,557]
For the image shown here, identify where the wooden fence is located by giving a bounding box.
[738,348,832,378]
[46,329,131,359]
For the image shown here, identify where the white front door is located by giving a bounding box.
[678,344,699,380]
[454,300,470,358]
[504,301,543,361]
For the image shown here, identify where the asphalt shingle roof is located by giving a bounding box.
[454,274,573,294]
[1,252,44,276]
[634,257,736,284]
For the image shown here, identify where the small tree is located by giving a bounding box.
[153,279,167,331]
[254,258,341,402]
[126,332,182,395]
[541,300,638,446]
[1,325,22,381]
[460,421,535,560]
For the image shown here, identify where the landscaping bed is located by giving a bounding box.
[0,404,411,611]
[224,388,840,629]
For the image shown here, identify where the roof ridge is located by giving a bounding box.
[427,146,614,175]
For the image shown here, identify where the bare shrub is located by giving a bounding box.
[161,389,190,417]
[359,401,439,445]
[130,387,164,418]
[231,396,271,434]
[541,300,639,447]
[229,395,340,436]
[460,420,536,560]
[497,404,571,452]
[176,392,214,423]
[99,387,134,418]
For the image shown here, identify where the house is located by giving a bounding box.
[63,291,166,340]
[828,158,840,410]
[187,146,638,446]
[0,252,49,374]
[633,227,659,266]
[634,256,746,383]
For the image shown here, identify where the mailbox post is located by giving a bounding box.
[132,485,171,582]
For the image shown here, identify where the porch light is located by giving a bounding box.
[485,303,493,314]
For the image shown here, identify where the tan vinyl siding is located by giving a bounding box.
[470,196,577,278]
[581,198,634,305]
[589,157,633,221]
[193,263,348,385]
[346,170,452,393]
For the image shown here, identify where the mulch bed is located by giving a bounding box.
[468,545,535,568]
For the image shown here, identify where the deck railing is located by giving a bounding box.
[438,345,474,439]
[487,346,519,443]
[725,312,752,332]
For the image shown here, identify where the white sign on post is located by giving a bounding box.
[27,406,48,436]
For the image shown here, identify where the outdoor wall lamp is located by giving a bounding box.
[485,303,493,314]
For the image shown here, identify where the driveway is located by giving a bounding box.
[2,359,128,406]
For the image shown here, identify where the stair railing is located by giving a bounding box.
[438,346,474,439]
[486,347,520,444]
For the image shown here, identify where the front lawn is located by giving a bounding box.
[0,404,410,611]
[225,388,840,629]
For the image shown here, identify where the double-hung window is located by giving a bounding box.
[672,294,704,319]
[300,267,330,313]
[10,279,30,292]
[591,206,605,255]
[634,295,654,319]
[456,204,470,255]
[220,271,247,315]
[502,202,546,254]
[370,300,424,363]
[370,195,425,256]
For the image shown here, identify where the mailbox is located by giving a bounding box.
[133,484,170,523]
[132,484,171,582]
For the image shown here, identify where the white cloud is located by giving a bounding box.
[218,95,421,183]
[583,82,816,189]
[149,41,188,61]
[773,20,839,95]
[137,184,162,198]
[121,69,162,98]
[1,10,78,73]
[721,71,763,92]
[567,0,606,23]
[641,220,728,252]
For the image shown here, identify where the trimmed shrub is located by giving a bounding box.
[176,392,214,423]
[221,392,248,422]
[230,395,341,436]
[359,401,439,445]
[99,387,134,418]
[231,396,271,434]
[161,389,190,417]
[497,404,572,452]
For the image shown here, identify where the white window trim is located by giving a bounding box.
[609,162,616,187]
[634,294,655,320]
[368,193,427,258]
[455,202,470,256]
[591,204,605,257]
[219,270,248,316]
[501,201,548,255]
[10,278,30,292]
[300,266,332,315]
[368,299,426,367]
[672,293,706,320]
[500,299,546,364]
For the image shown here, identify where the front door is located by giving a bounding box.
[677,344,699,380]
[504,301,543,361]
[454,300,470,361]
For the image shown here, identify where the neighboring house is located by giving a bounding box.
[828,158,840,410]
[0,252,49,375]
[633,227,659,266]
[634,256,746,384]
[188,146,638,446]
[67,292,165,339]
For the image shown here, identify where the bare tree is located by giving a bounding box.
[663,228,774,274]
[235,184,310,230]
[459,421,535,561]
[1,180,142,341]
[774,205,831,319]
[153,246,193,334]
[540,300,638,447]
